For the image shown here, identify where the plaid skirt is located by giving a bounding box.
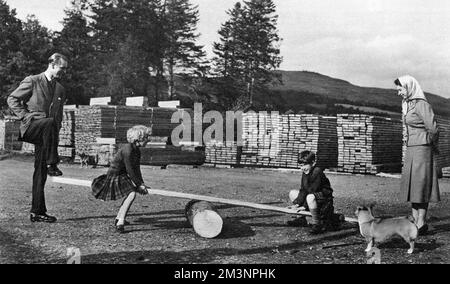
[91,173,136,201]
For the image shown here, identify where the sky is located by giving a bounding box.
[5,0,450,98]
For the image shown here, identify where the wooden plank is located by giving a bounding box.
[51,177,358,223]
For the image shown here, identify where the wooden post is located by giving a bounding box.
[185,200,223,239]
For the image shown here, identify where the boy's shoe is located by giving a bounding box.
[287,217,308,227]
[309,224,325,235]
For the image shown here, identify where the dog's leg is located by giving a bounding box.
[407,241,414,254]
[365,238,374,252]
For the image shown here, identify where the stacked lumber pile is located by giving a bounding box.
[0,119,22,151]
[337,114,402,174]
[58,110,76,158]
[295,115,338,169]
[402,115,450,175]
[239,113,338,169]
[205,141,239,166]
[442,167,450,178]
[115,107,153,143]
[140,145,205,166]
[435,116,450,172]
[240,112,282,167]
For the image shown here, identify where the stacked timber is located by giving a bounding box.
[442,167,450,178]
[140,145,205,166]
[402,115,450,175]
[115,107,153,143]
[58,110,76,158]
[205,141,239,166]
[337,114,402,174]
[241,112,283,167]
[435,116,450,172]
[240,113,338,169]
[0,119,22,151]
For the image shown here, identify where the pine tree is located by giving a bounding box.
[20,15,54,76]
[54,0,95,104]
[0,0,23,109]
[161,0,206,99]
[213,0,282,107]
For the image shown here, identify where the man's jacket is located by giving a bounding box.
[7,73,66,137]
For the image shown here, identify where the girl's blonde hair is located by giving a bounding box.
[127,125,152,143]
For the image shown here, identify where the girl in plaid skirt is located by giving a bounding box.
[92,125,152,233]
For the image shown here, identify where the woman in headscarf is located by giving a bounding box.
[395,75,440,236]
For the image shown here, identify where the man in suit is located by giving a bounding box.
[7,53,69,223]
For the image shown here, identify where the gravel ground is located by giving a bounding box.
[0,156,449,264]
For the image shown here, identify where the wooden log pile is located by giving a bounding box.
[0,119,22,151]
[58,110,76,158]
[442,167,450,178]
[205,141,239,165]
[239,113,338,169]
[337,114,402,174]
[403,115,450,175]
[140,145,205,166]
[436,116,450,172]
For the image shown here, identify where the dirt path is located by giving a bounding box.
[1,158,449,264]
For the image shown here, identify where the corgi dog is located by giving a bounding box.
[78,152,98,168]
[355,206,418,254]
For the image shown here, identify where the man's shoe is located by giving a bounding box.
[47,165,63,176]
[30,213,57,223]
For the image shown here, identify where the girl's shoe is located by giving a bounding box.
[116,224,125,233]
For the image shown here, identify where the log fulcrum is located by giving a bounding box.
[185,200,223,239]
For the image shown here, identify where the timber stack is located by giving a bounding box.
[0,119,21,151]
[239,113,338,169]
[205,141,239,166]
[58,110,76,159]
[403,115,450,175]
[337,114,402,174]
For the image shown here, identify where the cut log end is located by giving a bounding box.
[192,210,223,239]
[185,200,223,239]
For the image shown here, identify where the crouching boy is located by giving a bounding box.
[287,150,337,234]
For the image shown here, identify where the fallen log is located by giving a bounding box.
[51,177,358,223]
[185,200,223,238]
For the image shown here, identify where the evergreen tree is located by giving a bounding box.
[0,0,23,109]
[213,0,282,107]
[20,15,54,77]
[54,0,95,104]
[161,0,206,99]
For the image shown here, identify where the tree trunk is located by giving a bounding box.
[185,200,223,238]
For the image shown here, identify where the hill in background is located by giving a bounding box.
[263,71,450,117]
[175,71,450,118]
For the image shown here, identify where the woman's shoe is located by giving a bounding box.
[418,224,429,236]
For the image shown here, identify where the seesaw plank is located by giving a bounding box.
[51,177,358,223]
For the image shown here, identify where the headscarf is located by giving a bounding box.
[396,75,427,115]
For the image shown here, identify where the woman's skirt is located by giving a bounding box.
[401,146,440,203]
[91,173,136,201]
